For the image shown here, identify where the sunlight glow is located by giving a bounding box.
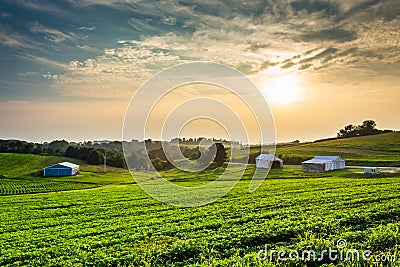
[262,74,302,105]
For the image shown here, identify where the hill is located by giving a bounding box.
[0,153,133,195]
[276,132,400,166]
[0,153,85,178]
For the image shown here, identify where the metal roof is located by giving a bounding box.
[45,162,79,169]
[302,156,344,164]
[58,162,79,168]
[255,154,283,162]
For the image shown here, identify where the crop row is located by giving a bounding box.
[0,179,98,196]
[0,175,400,266]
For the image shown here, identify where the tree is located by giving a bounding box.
[87,149,101,165]
[214,143,227,167]
[65,146,76,157]
[199,143,228,168]
[337,120,388,138]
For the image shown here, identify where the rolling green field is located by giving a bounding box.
[0,150,400,266]
[0,153,134,196]
[276,132,400,166]
[1,134,400,267]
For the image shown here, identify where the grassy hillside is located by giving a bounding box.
[306,132,400,152]
[276,132,400,166]
[0,153,133,195]
[0,153,81,177]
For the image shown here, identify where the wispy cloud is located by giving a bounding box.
[17,71,38,77]
[0,12,13,18]
[29,21,75,43]
[78,26,96,31]
[20,53,68,70]
[37,0,399,98]
[0,25,34,49]
[6,0,61,13]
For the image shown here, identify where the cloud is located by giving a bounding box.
[0,25,38,49]
[43,44,181,98]
[40,0,399,98]
[290,0,340,17]
[6,0,61,13]
[17,72,38,77]
[300,28,357,42]
[29,21,75,43]
[20,54,68,70]
[78,26,96,31]
[0,13,13,18]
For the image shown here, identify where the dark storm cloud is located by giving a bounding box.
[290,0,340,17]
[300,28,357,42]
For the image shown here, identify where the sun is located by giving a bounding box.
[262,74,302,105]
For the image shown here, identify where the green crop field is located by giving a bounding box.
[1,137,400,266]
[0,149,400,266]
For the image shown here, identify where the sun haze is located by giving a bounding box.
[0,1,399,142]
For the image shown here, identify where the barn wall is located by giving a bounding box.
[271,161,283,169]
[256,159,272,169]
[302,163,325,172]
[44,167,74,176]
[71,168,79,175]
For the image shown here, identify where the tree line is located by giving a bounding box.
[0,139,125,168]
[0,139,228,170]
[337,120,393,138]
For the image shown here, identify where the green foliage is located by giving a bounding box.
[87,149,101,165]
[337,120,393,138]
[0,165,399,266]
[214,143,227,167]
[151,157,173,171]
[199,143,228,168]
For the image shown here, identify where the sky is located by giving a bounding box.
[0,0,399,143]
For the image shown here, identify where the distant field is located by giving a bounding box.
[276,132,400,166]
[0,153,133,195]
[0,166,399,266]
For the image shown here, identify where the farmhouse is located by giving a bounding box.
[302,156,345,172]
[43,162,80,177]
[255,154,283,169]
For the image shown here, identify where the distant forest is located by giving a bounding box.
[0,137,233,170]
[0,120,394,169]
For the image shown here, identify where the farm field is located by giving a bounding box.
[275,132,400,166]
[1,158,400,266]
[0,153,133,196]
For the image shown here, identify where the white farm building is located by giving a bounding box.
[302,156,345,172]
[255,154,283,169]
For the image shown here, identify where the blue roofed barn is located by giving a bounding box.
[43,162,80,177]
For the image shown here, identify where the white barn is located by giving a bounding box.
[302,156,345,172]
[255,154,283,169]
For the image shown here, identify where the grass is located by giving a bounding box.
[0,134,399,266]
[0,153,133,195]
[0,163,399,266]
[276,132,400,166]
